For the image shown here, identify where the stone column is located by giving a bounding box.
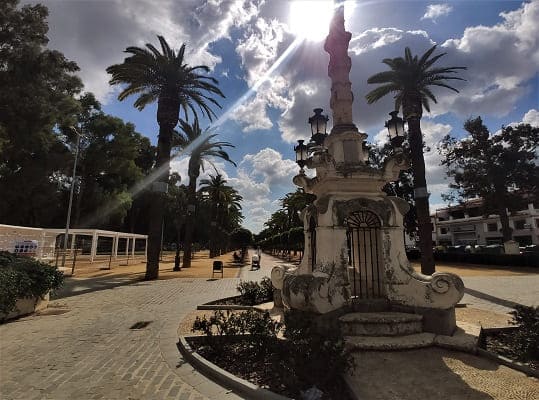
[324,4,357,134]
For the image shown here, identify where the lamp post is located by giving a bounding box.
[308,108,329,146]
[294,139,308,173]
[62,126,82,268]
[385,111,406,149]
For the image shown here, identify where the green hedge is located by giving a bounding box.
[434,251,538,267]
[0,251,64,316]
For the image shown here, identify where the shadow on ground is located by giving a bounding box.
[52,274,147,299]
[346,347,535,400]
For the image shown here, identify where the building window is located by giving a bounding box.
[487,223,498,232]
[467,207,483,217]
[514,219,526,230]
[451,210,465,219]
[536,218,539,228]
[440,228,448,234]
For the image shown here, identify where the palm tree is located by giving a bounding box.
[176,120,236,268]
[106,35,224,280]
[281,189,316,230]
[199,174,243,257]
[365,45,465,275]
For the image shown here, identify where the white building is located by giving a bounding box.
[431,199,538,246]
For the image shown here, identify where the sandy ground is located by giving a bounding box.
[66,250,247,279]
[347,348,538,400]
[411,261,537,277]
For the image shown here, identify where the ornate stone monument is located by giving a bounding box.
[271,4,464,336]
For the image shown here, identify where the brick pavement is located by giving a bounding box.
[1,251,536,400]
[0,276,246,399]
[461,274,539,314]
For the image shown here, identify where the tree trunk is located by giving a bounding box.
[146,97,177,280]
[173,224,182,271]
[182,177,198,268]
[406,112,435,275]
[498,206,512,242]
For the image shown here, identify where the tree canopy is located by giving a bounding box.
[439,117,539,241]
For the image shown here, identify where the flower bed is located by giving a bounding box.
[479,305,538,372]
[202,277,274,307]
[187,309,354,400]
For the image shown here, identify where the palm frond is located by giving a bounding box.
[365,83,400,104]
[418,45,438,67]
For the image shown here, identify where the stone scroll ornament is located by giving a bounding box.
[272,251,351,314]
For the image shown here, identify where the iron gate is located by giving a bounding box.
[309,215,316,271]
[345,210,384,299]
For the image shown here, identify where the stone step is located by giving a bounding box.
[350,298,390,312]
[345,332,435,351]
[339,312,423,336]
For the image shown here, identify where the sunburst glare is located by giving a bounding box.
[289,0,334,41]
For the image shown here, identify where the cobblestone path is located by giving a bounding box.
[0,277,247,400]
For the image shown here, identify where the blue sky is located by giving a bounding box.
[33,0,539,233]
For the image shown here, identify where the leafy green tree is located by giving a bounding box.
[230,228,253,253]
[369,142,418,240]
[62,95,152,230]
[176,120,236,267]
[0,0,82,227]
[440,118,539,242]
[281,189,315,231]
[366,45,465,275]
[107,36,224,280]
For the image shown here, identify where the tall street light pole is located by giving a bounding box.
[62,126,82,268]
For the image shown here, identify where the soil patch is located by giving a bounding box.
[187,337,353,400]
[482,329,538,371]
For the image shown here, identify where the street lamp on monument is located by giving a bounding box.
[308,108,329,146]
[293,108,330,175]
[294,139,308,173]
[385,111,406,149]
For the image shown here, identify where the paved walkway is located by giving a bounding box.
[461,275,539,314]
[1,253,537,400]
[0,252,276,400]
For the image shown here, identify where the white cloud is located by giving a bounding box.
[421,120,453,188]
[172,148,298,233]
[230,95,274,132]
[234,148,299,232]
[30,0,259,102]
[421,4,453,22]
[438,1,539,117]
[241,148,298,186]
[522,109,539,126]
[349,28,430,55]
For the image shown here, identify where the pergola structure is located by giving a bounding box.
[0,224,147,263]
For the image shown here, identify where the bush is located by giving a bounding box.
[236,276,273,305]
[192,309,282,354]
[191,308,354,399]
[0,251,64,316]
[434,251,538,267]
[509,305,539,363]
[278,310,354,394]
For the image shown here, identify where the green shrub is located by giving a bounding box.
[192,309,282,352]
[191,308,354,398]
[0,251,64,316]
[509,305,539,363]
[236,276,273,305]
[278,310,354,393]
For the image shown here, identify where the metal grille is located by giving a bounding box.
[309,216,316,271]
[345,211,384,299]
